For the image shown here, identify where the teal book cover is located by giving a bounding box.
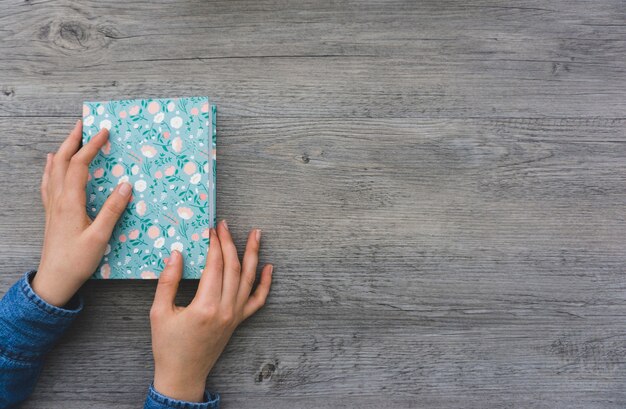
[82,97,217,279]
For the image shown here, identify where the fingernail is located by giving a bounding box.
[255,229,261,242]
[269,265,273,274]
[118,182,132,197]
[76,119,81,126]
[168,251,179,265]
[221,219,228,230]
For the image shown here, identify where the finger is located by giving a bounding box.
[65,128,109,195]
[40,153,53,209]
[152,251,183,313]
[242,264,273,320]
[237,229,261,306]
[88,182,132,241]
[50,120,83,191]
[194,228,223,305]
[56,119,84,162]
[217,220,241,305]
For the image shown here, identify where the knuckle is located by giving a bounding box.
[219,309,235,326]
[158,275,176,287]
[56,197,75,213]
[85,226,109,244]
[197,305,218,322]
[103,199,125,216]
[150,304,168,322]
[69,155,82,167]
[245,274,256,290]
[149,305,160,321]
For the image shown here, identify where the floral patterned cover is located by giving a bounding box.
[82,97,216,279]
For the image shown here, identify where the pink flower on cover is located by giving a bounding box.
[128,229,140,240]
[136,200,147,216]
[119,234,127,242]
[112,164,124,177]
[163,131,170,139]
[82,105,90,117]
[177,207,194,220]
[129,105,140,116]
[147,101,160,114]
[119,110,127,118]
[141,145,157,158]
[141,271,157,279]
[154,170,163,179]
[201,228,210,239]
[183,162,197,175]
[93,168,105,178]
[172,137,183,153]
[164,166,176,176]
[191,233,199,241]
[101,140,111,155]
[100,263,111,279]
[199,193,207,201]
[201,103,209,113]
[148,225,160,239]
[190,107,199,115]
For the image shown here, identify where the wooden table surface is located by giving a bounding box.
[1,1,625,408]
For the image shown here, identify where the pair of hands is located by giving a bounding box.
[34,121,273,402]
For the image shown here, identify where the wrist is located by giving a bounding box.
[32,268,82,307]
[153,371,207,403]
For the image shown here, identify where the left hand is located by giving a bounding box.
[33,120,132,307]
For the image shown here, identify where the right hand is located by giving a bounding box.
[150,220,273,402]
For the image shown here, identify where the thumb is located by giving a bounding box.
[152,251,183,312]
[90,182,132,238]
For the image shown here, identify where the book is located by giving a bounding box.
[82,97,216,279]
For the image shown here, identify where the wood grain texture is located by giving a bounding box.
[0,0,625,408]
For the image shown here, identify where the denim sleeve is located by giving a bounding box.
[144,384,220,409]
[0,270,82,408]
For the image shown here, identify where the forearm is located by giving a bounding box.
[0,271,82,407]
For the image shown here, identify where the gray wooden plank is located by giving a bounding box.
[0,0,625,118]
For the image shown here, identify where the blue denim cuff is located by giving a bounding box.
[145,384,220,409]
[0,271,82,362]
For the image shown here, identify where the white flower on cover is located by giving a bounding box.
[171,242,184,252]
[96,105,105,115]
[99,119,112,130]
[153,112,165,123]
[134,179,147,192]
[154,237,165,249]
[170,116,183,129]
[84,115,94,126]
[118,175,129,184]
[167,102,176,112]
[190,173,201,184]
[167,227,175,237]
[131,165,139,175]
